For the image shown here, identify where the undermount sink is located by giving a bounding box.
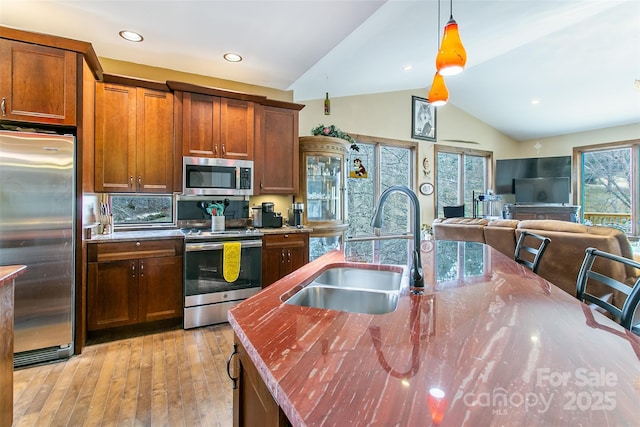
[283,265,404,315]
[313,267,403,291]
[284,286,398,315]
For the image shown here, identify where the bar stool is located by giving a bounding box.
[576,247,640,334]
[514,230,551,274]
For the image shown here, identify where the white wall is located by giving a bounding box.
[298,89,640,226]
[298,88,519,225]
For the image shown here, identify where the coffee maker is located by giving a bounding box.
[291,202,304,227]
[259,202,283,228]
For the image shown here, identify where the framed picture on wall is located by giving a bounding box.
[411,96,436,141]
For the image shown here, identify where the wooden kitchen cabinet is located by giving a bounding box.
[254,100,304,195]
[261,233,309,287]
[94,78,174,193]
[232,336,290,427]
[0,38,77,125]
[179,91,255,160]
[87,238,183,331]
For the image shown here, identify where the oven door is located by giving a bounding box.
[184,239,262,311]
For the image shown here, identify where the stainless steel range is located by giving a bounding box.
[178,198,262,329]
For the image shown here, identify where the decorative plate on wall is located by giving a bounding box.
[419,182,434,195]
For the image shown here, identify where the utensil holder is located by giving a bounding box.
[212,216,225,232]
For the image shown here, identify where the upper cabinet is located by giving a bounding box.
[95,76,174,193]
[0,39,77,126]
[254,100,304,195]
[179,92,254,160]
[168,81,263,162]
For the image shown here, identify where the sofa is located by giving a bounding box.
[432,217,639,308]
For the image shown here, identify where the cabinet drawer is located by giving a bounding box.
[262,233,308,249]
[88,238,183,262]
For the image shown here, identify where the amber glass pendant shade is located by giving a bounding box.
[428,72,448,106]
[435,18,466,76]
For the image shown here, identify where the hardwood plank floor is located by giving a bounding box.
[13,324,235,427]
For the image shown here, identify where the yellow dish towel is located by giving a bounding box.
[223,242,241,282]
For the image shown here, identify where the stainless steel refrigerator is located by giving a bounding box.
[0,127,75,367]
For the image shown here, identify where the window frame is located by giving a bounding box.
[573,139,639,238]
[434,144,494,218]
[346,133,418,240]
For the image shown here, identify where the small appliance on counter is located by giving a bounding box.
[291,202,304,227]
[253,202,283,228]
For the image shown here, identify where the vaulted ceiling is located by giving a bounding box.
[2,0,639,141]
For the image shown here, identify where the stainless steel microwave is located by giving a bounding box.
[182,156,254,196]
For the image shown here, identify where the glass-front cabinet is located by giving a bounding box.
[298,136,349,260]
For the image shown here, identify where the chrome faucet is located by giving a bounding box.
[370,185,424,289]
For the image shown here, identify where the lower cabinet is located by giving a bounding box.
[261,233,309,287]
[232,336,290,427]
[87,238,183,331]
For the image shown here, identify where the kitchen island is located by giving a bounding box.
[228,240,640,426]
[1,264,26,427]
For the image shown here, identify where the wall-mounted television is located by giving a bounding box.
[514,177,570,204]
[495,156,571,195]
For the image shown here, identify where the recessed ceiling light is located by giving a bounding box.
[531,98,541,105]
[634,79,640,91]
[119,30,143,42]
[224,53,243,63]
[403,64,413,71]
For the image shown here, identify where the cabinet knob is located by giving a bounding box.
[136,241,141,246]
[130,176,134,187]
[138,176,142,188]
[1,97,6,116]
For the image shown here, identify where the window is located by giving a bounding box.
[111,194,174,227]
[435,145,493,218]
[346,135,416,265]
[575,141,639,237]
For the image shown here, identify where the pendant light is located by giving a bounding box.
[428,72,448,106]
[435,0,466,76]
[429,0,448,106]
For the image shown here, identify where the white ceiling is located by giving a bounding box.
[2,0,639,141]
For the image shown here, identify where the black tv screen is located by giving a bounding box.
[495,156,571,194]
[514,177,570,204]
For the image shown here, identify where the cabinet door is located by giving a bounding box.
[285,246,308,276]
[182,92,221,157]
[256,106,298,194]
[138,256,183,322]
[87,260,138,330]
[95,82,137,192]
[261,247,285,288]
[234,339,290,427]
[136,88,174,192]
[221,98,254,160]
[0,39,77,125]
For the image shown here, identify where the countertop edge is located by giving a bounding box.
[0,265,27,285]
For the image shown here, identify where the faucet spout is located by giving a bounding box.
[370,185,424,288]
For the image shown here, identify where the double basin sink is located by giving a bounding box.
[283,265,404,315]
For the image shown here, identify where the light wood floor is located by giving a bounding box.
[13,324,235,427]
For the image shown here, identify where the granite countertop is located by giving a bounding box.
[87,229,185,243]
[228,241,640,426]
[258,226,313,235]
[87,226,312,243]
[0,265,27,286]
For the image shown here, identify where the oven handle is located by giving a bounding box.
[185,240,263,251]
